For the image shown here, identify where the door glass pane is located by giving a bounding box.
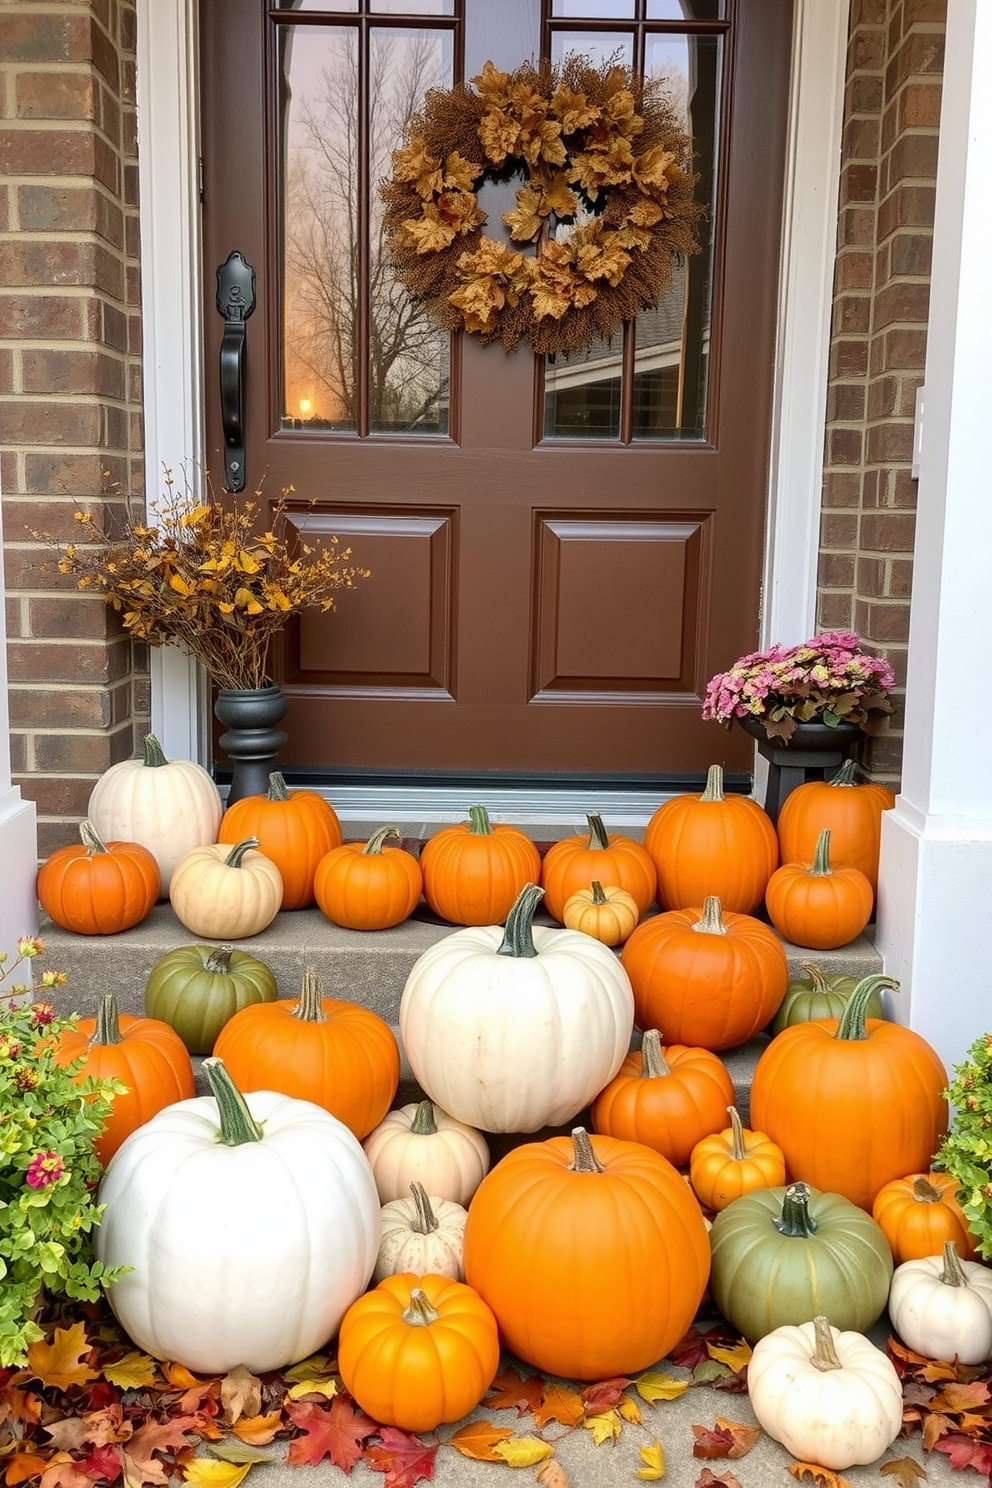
[545,335,623,438]
[551,1,635,15]
[371,0,455,11]
[648,1,725,17]
[550,29,633,70]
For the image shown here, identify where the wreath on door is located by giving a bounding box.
[381,55,704,357]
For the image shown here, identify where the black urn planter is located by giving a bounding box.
[737,716,863,823]
[213,684,289,805]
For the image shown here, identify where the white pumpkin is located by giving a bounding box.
[373,1181,468,1283]
[93,1057,380,1374]
[87,734,222,895]
[888,1240,992,1364]
[747,1315,904,1470]
[363,1099,490,1205]
[169,838,283,938]
[399,883,635,1133]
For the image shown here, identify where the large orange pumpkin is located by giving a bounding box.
[314,826,423,930]
[540,813,657,922]
[620,896,789,1050]
[212,970,400,1139]
[462,1127,710,1380]
[764,828,874,949]
[750,975,949,1211]
[54,993,195,1165]
[37,820,160,935]
[420,805,541,926]
[218,772,342,910]
[871,1172,978,1264]
[644,765,778,913]
[590,1029,735,1167]
[776,759,895,898]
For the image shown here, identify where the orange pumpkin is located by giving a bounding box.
[644,764,778,913]
[590,1029,735,1167]
[218,772,342,910]
[211,969,400,1139]
[750,975,949,1211]
[314,826,423,930]
[540,813,657,922]
[764,828,874,949]
[872,1172,978,1264]
[420,805,541,926]
[54,993,195,1165]
[36,820,160,935]
[462,1127,710,1380]
[561,879,640,946]
[776,758,895,898]
[689,1105,787,1212]
[620,896,789,1050]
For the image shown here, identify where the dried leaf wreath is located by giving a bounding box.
[381,54,704,357]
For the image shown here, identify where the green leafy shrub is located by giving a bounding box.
[935,1030,992,1260]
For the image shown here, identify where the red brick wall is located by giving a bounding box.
[0,1,146,858]
[819,0,945,781]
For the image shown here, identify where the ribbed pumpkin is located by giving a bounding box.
[562,880,640,946]
[871,1172,978,1264]
[620,896,789,1050]
[420,805,541,926]
[463,1127,710,1380]
[764,829,874,950]
[212,969,400,1140]
[750,975,949,1211]
[54,993,195,1165]
[776,758,895,898]
[590,1029,735,1167]
[772,960,884,1036]
[219,772,342,910]
[144,943,278,1054]
[169,838,283,939]
[644,765,778,913]
[363,1100,490,1207]
[540,813,657,922]
[37,820,160,935]
[314,826,423,930]
[689,1105,787,1211]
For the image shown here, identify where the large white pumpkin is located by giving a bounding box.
[399,884,635,1132]
[87,734,222,895]
[93,1058,380,1374]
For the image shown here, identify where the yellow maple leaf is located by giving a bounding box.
[543,173,580,218]
[550,85,600,135]
[26,1323,98,1391]
[437,188,485,235]
[168,572,197,597]
[634,1371,690,1405]
[503,186,544,243]
[400,206,458,255]
[626,197,664,227]
[618,1397,643,1425]
[182,1458,251,1488]
[391,139,443,197]
[478,107,520,167]
[286,1376,337,1401]
[492,1437,555,1468]
[473,59,513,109]
[442,150,481,192]
[102,1352,160,1390]
[706,1338,753,1373]
[584,1409,622,1445]
[614,223,653,251]
[633,145,678,193]
[637,1441,666,1480]
[449,276,505,332]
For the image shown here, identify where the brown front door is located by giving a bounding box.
[199,0,792,786]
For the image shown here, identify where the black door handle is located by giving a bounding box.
[216,251,256,492]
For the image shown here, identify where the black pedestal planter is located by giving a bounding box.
[738,717,862,824]
[214,684,289,805]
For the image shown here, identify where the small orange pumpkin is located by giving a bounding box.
[37,819,160,935]
[314,826,423,930]
[644,764,778,913]
[764,829,874,949]
[776,758,895,898]
[540,813,657,922]
[420,805,541,926]
[218,772,342,910]
[561,880,640,946]
[689,1105,787,1212]
[590,1029,735,1167]
[871,1172,978,1264]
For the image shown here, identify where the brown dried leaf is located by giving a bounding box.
[879,1459,928,1488]
[220,1366,261,1427]
[788,1464,853,1488]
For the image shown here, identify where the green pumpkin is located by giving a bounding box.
[708,1180,893,1344]
[144,944,278,1054]
[771,961,885,1037]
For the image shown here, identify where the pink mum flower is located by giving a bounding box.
[26,1151,65,1189]
[30,1001,55,1026]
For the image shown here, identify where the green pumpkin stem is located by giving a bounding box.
[773,1181,818,1238]
[727,1106,749,1161]
[79,819,111,855]
[402,1288,440,1327]
[912,1176,943,1203]
[799,961,833,994]
[829,759,861,788]
[204,946,235,974]
[291,969,326,1023]
[810,830,834,876]
[468,805,493,836]
[568,1126,606,1174]
[640,1030,671,1078]
[92,993,123,1046]
[692,896,728,936]
[699,764,726,803]
[267,772,291,801]
[409,1180,440,1235]
[835,975,899,1041]
[364,826,401,855]
[590,880,608,905]
[810,1316,844,1371]
[496,884,545,959]
[224,838,261,868]
[142,734,169,768]
[410,1099,438,1136]
[938,1239,969,1287]
[585,813,610,850]
[202,1056,265,1145]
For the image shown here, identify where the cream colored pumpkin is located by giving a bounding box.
[169,838,283,939]
[888,1241,992,1364]
[561,880,640,946]
[372,1181,467,1283]
[363,1099,490,1206]
[747,1315,903,1470]
[88,734,223,895]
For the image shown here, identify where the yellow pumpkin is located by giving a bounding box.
[562,880,640,946]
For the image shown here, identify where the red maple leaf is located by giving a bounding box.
[932,1432,992,1475]
[285,1396,378,1472]
[669,1328,716,1370]
[581,1378,631,1414]
[364,1426,437,1488]
[79,1445,123,1483]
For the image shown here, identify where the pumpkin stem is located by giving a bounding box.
[773,1181,818,1238]
[938,1239,969,1287]
[92,993,123,1046]
[692,896,728,936]
[640,1030,671,1079]
[496,884,544,959]
[912,1175,943,1203]
[142,734,169,768]
[568,1126,606,1174]
[364,826,401,856]
[590,880,609,905]
[267,772,291,801]
[402,1288,440,1328]
[798,961,833,994]
[835,975,899,1041]
[409,1180,440,1235]
[79,819,111,855]
[585,813,610,850]
[468,805,493,836]
[809,829,834,876]
[726,1106,749,1162]
[829,758,861,788]
[699,764,726,803]
[810,1316,844,1372]
[291,969,326,1023]
[204,946,235,974]
[410,1099,438,1136]
[223,838,262,868]
[202,1056,265,1145]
